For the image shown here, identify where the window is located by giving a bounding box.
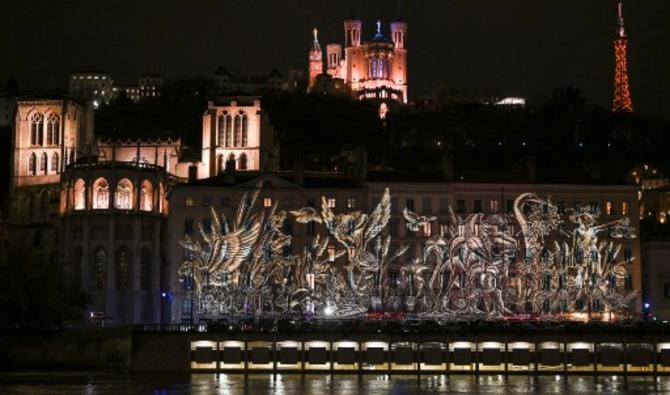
[74,179,86,210]
[557,201,565,214]
[456,199,466,214]
[224,114,232,147]
[115,179,133,210]
[47,114,60,145]
[489,200,499,213]
[423,222,432,237]
[327,245,336,262]
[227,154,236,170]
[405,198,414,211]
[185,196,194,207]
[40,153,48,174]
[51,153,59,172]
[622,201,629,216]
[347,198,356,209]
[30,113,43,146]
[116,248,129,290]
[439,198,449,213]
[327,198,336,208]
[241,114,248,147]
[573,201,581,210]
[139,180,153,212]
[590,201,599,213]
[238,153,248,170]
[28,153,36,175]
[188,165,197,181]
[184,219,194,235]
[94,249,106,290]
[440,223,449,236]
[506,199,514,213]
[473,200,482,213]
[605,201,614,216]
[263,197,272,208]
[422,198,432,214]
[217,115,226,147]
[233,114,242,147]
[93,178,110,209]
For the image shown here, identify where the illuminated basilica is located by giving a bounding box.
[308,18,408,106]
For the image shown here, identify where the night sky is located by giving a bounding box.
[1,0,668,118]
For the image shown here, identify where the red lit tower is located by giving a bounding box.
[308,28,323,90]
[612,0,633,113]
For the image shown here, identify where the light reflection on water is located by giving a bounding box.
[0,373,668,395]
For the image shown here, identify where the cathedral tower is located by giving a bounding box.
[308,28,323,90]
[612,0,633,113]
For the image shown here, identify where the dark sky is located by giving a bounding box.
[0,0,668,118]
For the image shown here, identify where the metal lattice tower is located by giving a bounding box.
[612,0,633,113]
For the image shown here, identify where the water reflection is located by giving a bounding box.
[0,373,668,394]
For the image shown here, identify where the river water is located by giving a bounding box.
[1,372,669,394]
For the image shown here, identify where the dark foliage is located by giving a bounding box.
[0,250,88,329]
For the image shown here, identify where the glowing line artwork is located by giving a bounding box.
[180,183,637,321]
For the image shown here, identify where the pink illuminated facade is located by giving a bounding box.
[309,18,408,104]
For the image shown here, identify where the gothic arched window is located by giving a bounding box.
[224,114,232,147]
[30,113,43,146]
[94,249,106,290]
[47,114,60,146]
[115,179,133,210]
[40,153,48,174]
[51,153,59,172]
[28,153,37,175]
[74,179,86,210]
[93,178,110,209]
[238,153,248,170]
[227,153,236,170]
[139,180,153,212]
[158,182,166,214]
[241,114,248,147]
[217,115,225,147]
[115,247,129,290]
[233,114,242,147]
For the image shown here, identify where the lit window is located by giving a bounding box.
[621,201,629,216]
[605,201,613,216]
[114,179,133,210]
[185,196,194,207]
[327,198,336,208]
[347,198,356,209]
[489,200,499,213]
[263,197,272,208]
[423,223,432,237]
[440,224,448,236]
[327,245,336,262]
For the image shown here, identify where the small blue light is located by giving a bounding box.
[644,303,650,309]
[161,292,167,298]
